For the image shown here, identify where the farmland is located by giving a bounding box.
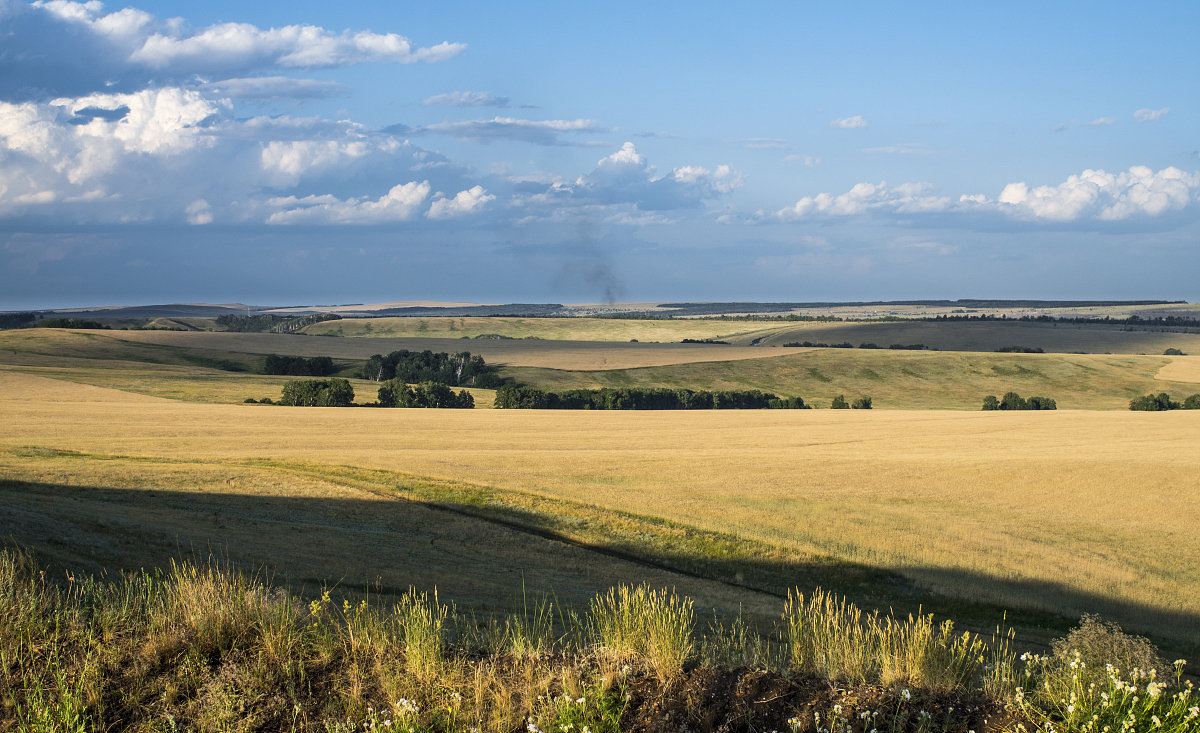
[3,313,1200,730]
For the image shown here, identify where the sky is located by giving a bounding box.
[1,0,1198,309]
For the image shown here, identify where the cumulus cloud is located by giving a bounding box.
[0,1,463,99]
[416,117,604,145]
[423,91,509,107]
[774,181,949,220]
[427,185,495,219]
[770,166,1199,225]
[830,115,868,129]
[994,166,1197,221]
[199,76,348,100]
[513,142,743,219]
[1085,116,1115,127]
[1134,107,1170,123]
[266,181,431,224]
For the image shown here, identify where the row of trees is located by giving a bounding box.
[1129,392,1200,411]
[782,341,930,350]
[262,354,337,376]
[494,386,810,410]
[831,395,872,409]
[278,379,354,407]
[378,381,474,408]
[359,350,503,388]
[982,392,1057,410]
[216,313,341,333]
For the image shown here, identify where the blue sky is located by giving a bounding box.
[1,0,1197,308]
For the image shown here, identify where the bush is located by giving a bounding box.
[1129,392,1179,411]
[851,396,872,409]
[1163,347,1185,355]
[986,392,1056,410]
[768,396,810,409]
[995,345,1044,353]
[982,395,1000,411]
[831,395,849,409]
[378,380,474,408]
[1183,394,1200,409]
[278,378,354,407]
[243,398,258,404]
[359,349,500,387]
[263,354,336,376]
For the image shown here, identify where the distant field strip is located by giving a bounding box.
[300,315,787,342]
[2,371,1197,650]
[506,349,1195,410]
[0,328,806,371]
[1156,356,1200,383]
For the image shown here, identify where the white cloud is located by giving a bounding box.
[771,165,1199,225]
[1085,117,1115,127]
[1134,107,1170,123]
[200,76,348,100]
[774,181,949,220]
[995,166,1198,221]
[427,185,495,219]
[267,181,431,224]
[185,199,212,225]
[830,115,868,129]
[782,154,820,166]
[1,1,464,100]
[418,117,603,145]
[423,91,509,107]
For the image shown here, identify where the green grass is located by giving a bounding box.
[4,547,1195,732]
[504,348,1196,409]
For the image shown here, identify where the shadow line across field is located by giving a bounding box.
[2,449,1197,665]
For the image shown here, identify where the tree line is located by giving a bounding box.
[783,341,930,350]
[262,354,337,376]
[1129,392,1200,411]
[216,313,341,333]
[494,386,814,410]
[981,392,1057,410]
[359,349,504,388]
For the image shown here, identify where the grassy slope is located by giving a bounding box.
[505,349,1198,410]
[301,315,786,342]
[3,373,1198,657]
[752,319,1200,354]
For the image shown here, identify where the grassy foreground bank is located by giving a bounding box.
[2,551,1196,733]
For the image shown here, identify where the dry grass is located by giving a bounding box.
[2,371,1198,652]
[752,319,1200,354]
[300,315,785,343]
[1156,355,1200,383]
[505,348,1198,410]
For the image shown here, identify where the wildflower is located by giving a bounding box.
[576,697,585,704]
[1147,681,1164,698]
[902,689,912,701]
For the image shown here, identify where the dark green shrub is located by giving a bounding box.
[243,397,258,403]
[831,395,849,409]
[378,380,474,408]
[851,396,872,409]
[279,378,354,407]
[999,392,1027,410]
[982,395,1000,411]
[1129,393,1179,411]
[1183,394,1200,409]
[1163,347,1185,355]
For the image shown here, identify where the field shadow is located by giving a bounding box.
[2,476,1197,663]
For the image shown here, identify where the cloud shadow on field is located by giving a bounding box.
[1,473,1197,665]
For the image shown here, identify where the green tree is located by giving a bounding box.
[851,396,872,409]
[831,395,849,409]
[999,392,1027,410]
[982,395,1000,411]
[279,378,353,406]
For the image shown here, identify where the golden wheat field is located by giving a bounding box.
[3,370,1198,653]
